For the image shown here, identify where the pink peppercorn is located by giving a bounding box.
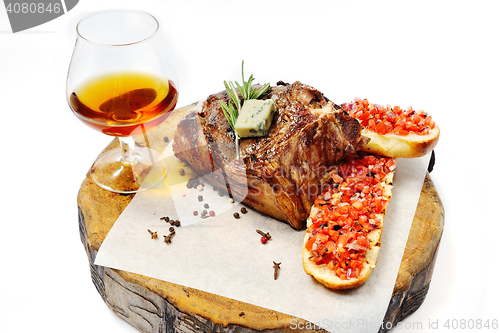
[209,211,215,217]
[193,211,198,216]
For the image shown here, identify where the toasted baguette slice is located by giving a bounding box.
[342,99,439,158]
[302,154,396,290]
[360,126,439,158]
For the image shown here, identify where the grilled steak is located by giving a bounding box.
[173,81,368,229]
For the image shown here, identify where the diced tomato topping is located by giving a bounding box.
[305,235,316,251]
[308,153,396,280]
[337,234,349,247]
[342,99,436,136]
[316,232,329,243]
[357,236,371,249]
[331,173,343,183]
[327,260,336,271]
[319,241,336,255]
[352,201,363,211]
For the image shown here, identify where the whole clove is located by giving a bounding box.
[163,230,176,244]
[163,234,172,244]
[273,261,281,280]
[256,229,272,240]
[147,229,158,239]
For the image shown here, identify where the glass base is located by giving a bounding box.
[90,147,167,194]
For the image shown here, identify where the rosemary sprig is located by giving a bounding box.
[236,62,270,101]
[219,81,241,130]
[220,61,270,131]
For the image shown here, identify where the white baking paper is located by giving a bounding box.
[95,141,430,333]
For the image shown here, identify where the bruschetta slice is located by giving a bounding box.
[342,99,439,158]
[302,153,396,289]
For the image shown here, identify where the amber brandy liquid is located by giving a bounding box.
[69,72,178,137]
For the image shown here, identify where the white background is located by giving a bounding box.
[1,1,498,332]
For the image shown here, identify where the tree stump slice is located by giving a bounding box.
[77,104,445,333]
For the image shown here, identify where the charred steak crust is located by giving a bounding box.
[173,81,368,229]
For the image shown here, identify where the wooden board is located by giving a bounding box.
[77,104,445,333]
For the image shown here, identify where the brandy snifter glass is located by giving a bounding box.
[66,9,178,193]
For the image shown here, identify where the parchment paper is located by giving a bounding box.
[95,141,430,333]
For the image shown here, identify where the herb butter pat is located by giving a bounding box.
[234,99,276,138]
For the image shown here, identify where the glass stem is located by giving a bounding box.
[119,136,137,165]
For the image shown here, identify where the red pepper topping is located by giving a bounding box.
[342,98,435,136]
[306,153,396,280]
